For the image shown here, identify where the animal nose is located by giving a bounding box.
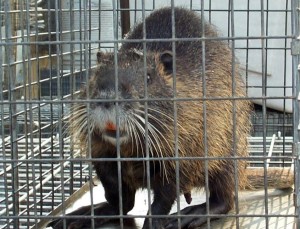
[95,101,115,109]
[103,102,115,109]
[91,100,116,109]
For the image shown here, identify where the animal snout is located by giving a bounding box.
[92,101,116,109]
[103,101,115,109]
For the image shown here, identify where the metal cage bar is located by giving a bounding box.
[291,0,300,227]
[0,1,298,229]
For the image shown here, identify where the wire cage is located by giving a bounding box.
[0,0,299,229]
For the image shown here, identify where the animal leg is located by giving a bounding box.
[165,172,235,229]
[48,161,136,229]
[142,182,177,229]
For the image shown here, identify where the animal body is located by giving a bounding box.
[50,7,251,229]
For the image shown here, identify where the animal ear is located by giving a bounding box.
[160,51,173,74]
[96,51,111,65]
[96,51,103,63]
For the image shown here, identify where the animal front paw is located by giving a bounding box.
[47,202,113,229]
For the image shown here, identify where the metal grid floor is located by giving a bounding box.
[0,134,293,229]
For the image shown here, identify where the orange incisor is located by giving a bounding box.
[105,121,117,131]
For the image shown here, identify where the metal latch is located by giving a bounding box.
[291,40,300,55]
[294,142,300,156]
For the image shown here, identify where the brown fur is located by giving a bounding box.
[67,7,252,229]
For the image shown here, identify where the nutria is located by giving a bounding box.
[50,7,252,229]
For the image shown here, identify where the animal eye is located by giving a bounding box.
[147,74,151,84]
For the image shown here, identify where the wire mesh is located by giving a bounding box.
[0,0,298,229]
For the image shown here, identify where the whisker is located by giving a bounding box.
[131,114,160,179]
[132,112,167,178]
[129,115,147,158]
[127,117,147,176]
[126,118,135,156]
[147,107,186,131]
[127,117,142,158]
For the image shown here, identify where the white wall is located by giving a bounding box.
[128,0,293,113]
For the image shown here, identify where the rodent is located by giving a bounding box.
[50,7,252,229]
